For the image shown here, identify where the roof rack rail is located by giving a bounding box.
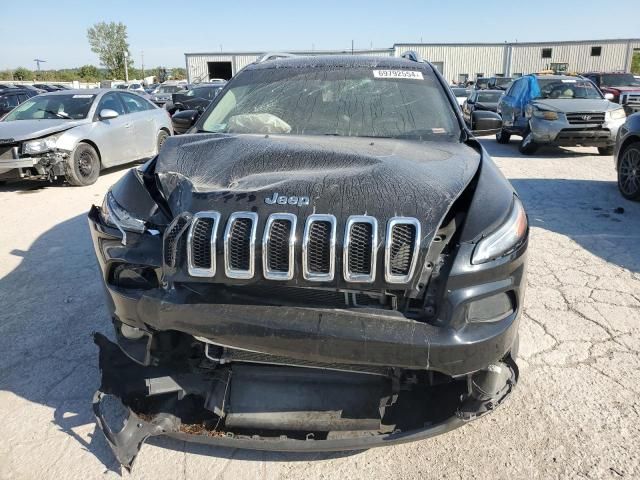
[255,52,296,63]
[400,51,424,63]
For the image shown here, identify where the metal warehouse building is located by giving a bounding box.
[185,48,394,83]
[185,38,639,84]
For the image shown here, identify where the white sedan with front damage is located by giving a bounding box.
[0,89,172,186]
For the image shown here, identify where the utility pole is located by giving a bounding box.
[351,40,354,55]
[124,51,129,82]
[141,51,145,79]
[33,59,46,71]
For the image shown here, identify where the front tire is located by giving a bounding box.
[518,127,538,155]
[598,146,614,156]
[617,141,640,200]
[65,143,100,186]
[157,130,169,153]
[496,128,511,144]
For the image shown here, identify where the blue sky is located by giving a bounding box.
[1,0,639,70]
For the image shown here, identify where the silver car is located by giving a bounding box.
[0,89,172,186]
[496,74,627,155]
[150,83,187,106]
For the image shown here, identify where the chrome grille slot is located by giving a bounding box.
[224,212,258,279]
[385,217,421,284]
[163,215,190,268]
[343,215,378,283]
[302,214,336,281]
[263,213,296,280]
[187,211,220,277]
[566,112,605,125]
[621,93,640,106]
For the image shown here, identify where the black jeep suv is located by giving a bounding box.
[88,54,527,467]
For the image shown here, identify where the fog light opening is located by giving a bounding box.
[109,263,159,290]
[466,291,514,324]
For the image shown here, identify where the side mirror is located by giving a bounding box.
[99,109,119,120]
[471,111,502,136]
[171,109,200,134]
[604,93,615,101]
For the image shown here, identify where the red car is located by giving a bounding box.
[583,72,640,115]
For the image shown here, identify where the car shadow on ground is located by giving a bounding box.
[509,177,640,272]
[478,135,603,158]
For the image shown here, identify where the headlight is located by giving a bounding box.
[530,107,559,121]
[472,196,527,265]
[23,135,59,155]
[101,191,146,245]
[608,108,626,121]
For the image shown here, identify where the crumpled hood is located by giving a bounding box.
[154,133,480,239]
[0,119,86,142]
[532,98,617,113]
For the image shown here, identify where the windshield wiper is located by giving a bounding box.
[37,109,70,119]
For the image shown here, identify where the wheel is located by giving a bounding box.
[598,146,614,156]
[65,143,100,186]
[518,127,538,155]
[617,142,640,200]
[157,130,169,153]
[496,128,511,144]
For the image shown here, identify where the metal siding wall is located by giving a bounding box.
[234,55,259,73]
[509,41,631,75]
[394,45,505,82]
[186,41,640,83]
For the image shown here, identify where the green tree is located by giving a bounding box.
[79,65,101,81]
[13,67,33,81]
[171,68,186,80]
[87,22,133,79]
[632,51,640,75]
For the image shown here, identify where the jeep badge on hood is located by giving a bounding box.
[265,192,311,206]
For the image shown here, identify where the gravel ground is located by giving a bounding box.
[1,139,639,479]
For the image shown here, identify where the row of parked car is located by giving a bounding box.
[450,71,640,199]
[0,76,231,187]
[2,64,639,199]
[111,79,227,134]
[0,83,74,116]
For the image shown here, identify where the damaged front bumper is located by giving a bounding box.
[0,149,69,180]
[529,116,622,147]
[87,202,525,468]
[94,333,519,468]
